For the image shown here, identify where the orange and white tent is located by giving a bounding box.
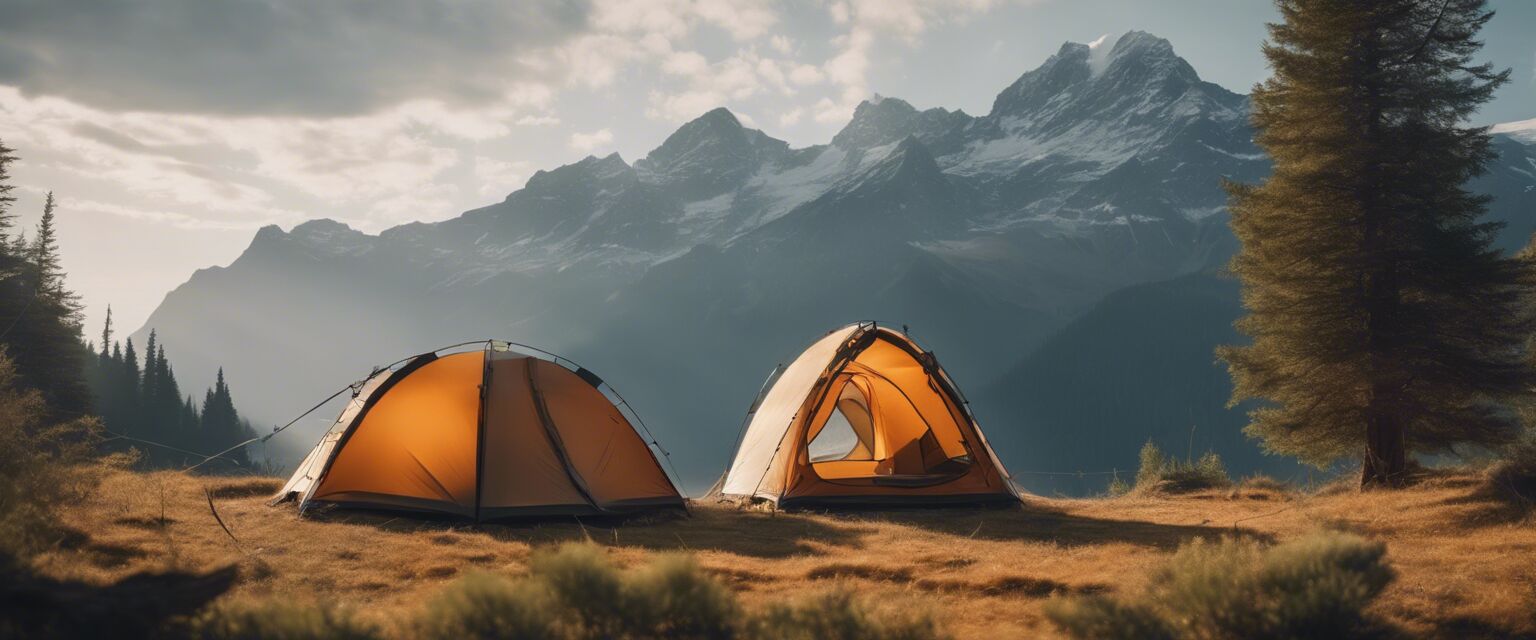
[717,322,1019,508]
[273,341,685,520]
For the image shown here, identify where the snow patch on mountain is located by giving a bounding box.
[1086,33,1117,76]
[1492,118,1536,145]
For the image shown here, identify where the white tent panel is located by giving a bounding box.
[719,324,860,497]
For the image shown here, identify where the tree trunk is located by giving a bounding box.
[1361,407,1407,488]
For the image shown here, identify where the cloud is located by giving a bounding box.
[789,64,826,86]
[473,157,532,199]
[0,86,488,232]
[515,114,561,126]
[0,0,588,117]
[663,51,711,76]
[645,50,796,122]
[692,0,780,41]
[569,128,615,152]
[0,0,1042,238]
[810,0,1024,124]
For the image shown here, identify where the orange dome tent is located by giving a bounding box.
[273,341,685,520]
[716,322,1019,508]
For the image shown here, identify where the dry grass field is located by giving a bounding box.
[29,469,1536,639]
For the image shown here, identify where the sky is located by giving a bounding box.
[1,0,1532,337]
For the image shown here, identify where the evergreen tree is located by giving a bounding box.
[0,141,23,336]
[141,329,159,409]
[0,191,89,415]
[6,231,24,260]
[120,338,140,435]
[0,140,16,248]
[199,368,251,469]
[99,306,112,359]
[155,345,188,450]
[31,193,74,307]
[1220,0,1532,487]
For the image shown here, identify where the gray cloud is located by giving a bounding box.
[0,0,590,116]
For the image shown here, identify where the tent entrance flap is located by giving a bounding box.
[805,357,979,485]
[717,322,1019,506]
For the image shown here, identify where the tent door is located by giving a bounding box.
[806,373,970,486]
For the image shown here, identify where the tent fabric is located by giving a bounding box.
[273,342,685,520]
[719,325,862,497]
[718,322,1019,508]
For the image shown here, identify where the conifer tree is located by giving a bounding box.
[0,142,22,331]
[196,367,252,470]
[31,193,73,304]
[99,306,112,359]
[120,338,140,434]
[1220,0,1532,487]
[141,329,158,406]
[0,140,16,248]
[1,191,89,414]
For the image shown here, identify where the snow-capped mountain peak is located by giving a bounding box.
[634,107,790,199]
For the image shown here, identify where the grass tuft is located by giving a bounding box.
[1045,530,1394,639]
[624,552,740,639]
[747,590,945,640]
[1484,433,1536,513]
[1130,440,1231,495]
[1042,596,1175,640]
[411,543,933,640]
[416,572,558,640]
[188,600,381,640]
[1238,474,1291,493]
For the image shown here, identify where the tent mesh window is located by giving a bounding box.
[808,408,862,462]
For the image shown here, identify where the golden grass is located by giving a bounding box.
[29,469,1536,639]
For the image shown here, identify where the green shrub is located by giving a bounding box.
[1131,440,1231,494]
[416,572,559,640]
[0,350,105,559]
[624,553,739,639]
[746,590,944,640]
[1106,473,1132,497]
[1486,432,1536,507]
[1238,475,1292,493]
[413,544,936,640]
[1045,531,1394,640]
[1042,596,1174,640]
[188,601,381,640]
[419,544,739,640]
[1135,440,1169,487]
[531,543,631,637]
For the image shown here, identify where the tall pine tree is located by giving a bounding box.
[1220,0,1532,487]
[0,190,89,415]
[0,140,16,249]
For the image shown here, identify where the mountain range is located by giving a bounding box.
[135,31,1536,494]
